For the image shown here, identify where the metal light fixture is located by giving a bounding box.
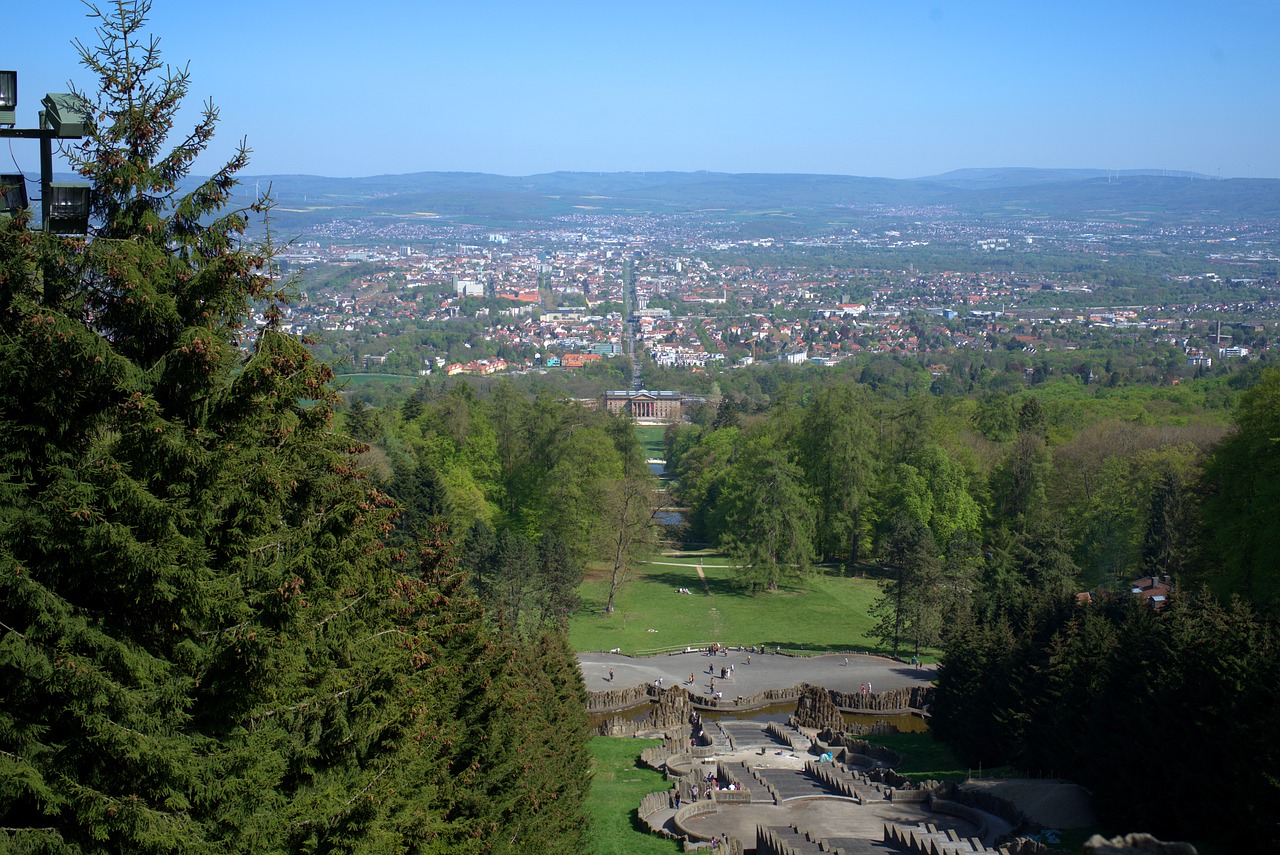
[0,71,93,233]
[0,173,28,215]
[42,92,90,138]
[46,182,91,234]
[0,70,16,126]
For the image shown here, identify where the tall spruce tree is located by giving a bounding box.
[0,4,589,851]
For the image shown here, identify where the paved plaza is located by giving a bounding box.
[578,649,935,700]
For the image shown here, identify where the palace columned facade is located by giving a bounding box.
[603,390,683,423]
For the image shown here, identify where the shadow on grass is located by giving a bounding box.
[746,641,898,657]
[575,594,608,616]
[641,569,753,598]
[627,756,670,835]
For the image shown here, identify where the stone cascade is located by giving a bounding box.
[688,683,811,710]
[650,685,693,730]
[639,736,680,771]
[831,685,934,713]
[587,681,655,712]
[713,760,757,800]
[588,680,935,718]
[804,759,870,803]
[596,685,692,736]
[882,821,997,854]
[719,719,790,752]
[766,720,816,754]
[753,766,841,801]
[727,760,783,804]
[793,684,844,731]
[755,824,828,855]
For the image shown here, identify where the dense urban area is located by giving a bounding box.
[263,205,1279,396]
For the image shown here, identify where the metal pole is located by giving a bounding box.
[39,110,51,230]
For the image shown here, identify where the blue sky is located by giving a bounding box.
[6,0,1279,179]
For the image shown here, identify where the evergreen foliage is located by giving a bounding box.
[0,4,589,851]
[932,593,1280,849]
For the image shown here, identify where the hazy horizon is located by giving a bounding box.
[221,165,1240,183]
[9,1,1280,181]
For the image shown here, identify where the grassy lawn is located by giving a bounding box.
[635,425,668,460]
[570,554,890,655]
[587,737,682,855]
[861,732,997,783]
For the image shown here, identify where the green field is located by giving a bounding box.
[570,554,888,656]
[587,737,682,855]
[635,425,667,460]
[863,732,987,782]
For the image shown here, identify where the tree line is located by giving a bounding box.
[664,363,1280,847]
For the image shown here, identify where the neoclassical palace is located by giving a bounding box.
[603,390,683,423]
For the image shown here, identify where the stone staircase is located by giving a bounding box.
[805,759,874,802]
[718,719,789,752]
[756,824,826,855]
[754,766,844,801]
[758,821,1003,855]
[757,824,898,855]
[882,821,998,854]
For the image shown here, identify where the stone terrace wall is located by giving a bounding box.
[589,682,934,716]
[831,684,934,712]
[792,684,843,731]
[595,686,692,736]
[688,684,808,710]
[587,682,654,712]
[938,781,1034,831]
[639,737,680,771]
[638,789,672,819]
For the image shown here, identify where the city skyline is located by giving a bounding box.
[7,0,1280,180]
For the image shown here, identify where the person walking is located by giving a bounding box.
[608,668,614,682]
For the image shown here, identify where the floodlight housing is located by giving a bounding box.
[41,92,90,138]
[46,182,91,234]
[0,173,28,215]
[0,71,15,127]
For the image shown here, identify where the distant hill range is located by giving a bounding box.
[214,167,1280,232]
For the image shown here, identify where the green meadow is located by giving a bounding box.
[571,554,888,656]
[586,737,682,855]
[634,425,668,461]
